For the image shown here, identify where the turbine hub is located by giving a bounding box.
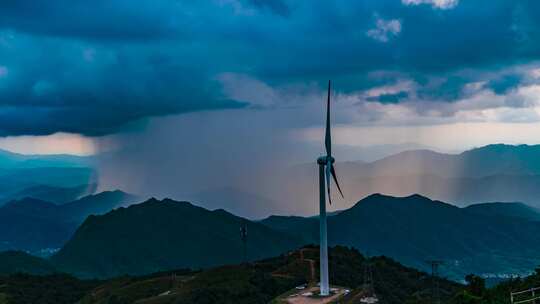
[317,155,335,165]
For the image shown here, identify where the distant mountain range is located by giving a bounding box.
[0,149,91,170]
[0,184,97,206]
[259,144,540,216]
[0,190,136,253]
[355,144,540,178]
[261,193,540,280]
[0,149,97,206]
[59,190,137,222]
[0,167,96,204]
[340,144,540,208]
[51,198,302,278]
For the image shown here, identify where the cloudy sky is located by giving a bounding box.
[2,0,540,207]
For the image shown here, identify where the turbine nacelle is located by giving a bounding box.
[317,155,335,165]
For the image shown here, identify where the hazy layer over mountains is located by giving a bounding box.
[12,143,540,218]
[0,148,96,206]
[332,144,540,209]
[0,191,136,254]
[253,144,540,217]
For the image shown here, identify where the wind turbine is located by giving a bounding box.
[316,80,344,296]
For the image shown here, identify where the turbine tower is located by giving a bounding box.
[317,80,344,296]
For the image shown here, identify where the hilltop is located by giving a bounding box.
[51,198,302,278]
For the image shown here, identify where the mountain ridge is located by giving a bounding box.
[261,193,540,280]
[464,201,540,222]
[51,197,303,278]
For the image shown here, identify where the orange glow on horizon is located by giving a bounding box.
[0,132,97,155]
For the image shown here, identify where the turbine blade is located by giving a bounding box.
[325,80,332,157]
[330,164,344,198]
[325,163,332,205]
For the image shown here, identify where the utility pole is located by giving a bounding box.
[426,260,443,304]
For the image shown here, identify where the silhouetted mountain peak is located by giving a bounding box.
[404,193,433,201]
[211,208,235,217]
[60,189,137,221]
[462,144,540,160]
[160,198,205,212]
[261,214,307,221]
[81,197,225,223]
[341,193,458,222]
[161,197,192,205]
[143,197,161,204]
[353,193,434,207]
[464,143,536,154]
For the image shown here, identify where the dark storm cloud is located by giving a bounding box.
[2,0,540,135]
[0,0,184,40]
[0,32,245,135]
[417,76,472,102]
[486,74,522,94]
[246,0,290,16]
[367,91,409,104]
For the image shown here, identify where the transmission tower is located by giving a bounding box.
[240,220,248,264]
[426,260,444,304]
[363,255,374,292]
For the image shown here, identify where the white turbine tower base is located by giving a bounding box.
[318,156,330,296]
[316,80,345,297]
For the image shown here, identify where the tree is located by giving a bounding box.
[465,274,485,298]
